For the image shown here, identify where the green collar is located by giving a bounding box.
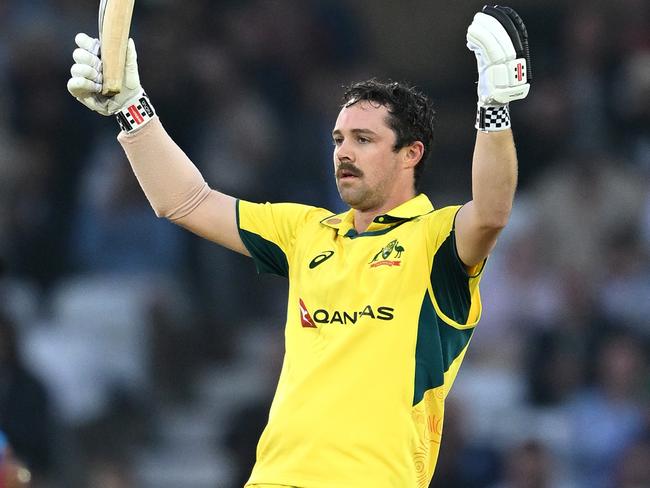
[320,194,434,237]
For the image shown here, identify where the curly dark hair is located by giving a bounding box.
[342,79,435,190]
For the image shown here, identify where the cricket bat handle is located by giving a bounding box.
[100,0,135,96]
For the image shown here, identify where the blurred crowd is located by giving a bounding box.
[0,0,649,487]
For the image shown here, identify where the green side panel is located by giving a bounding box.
[413,292,444,405]
[430,231,471,324]
[413,291,474,405]
[438,319,473,377]
[236,201,289,277]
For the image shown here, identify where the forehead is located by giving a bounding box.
[333,101,392,133]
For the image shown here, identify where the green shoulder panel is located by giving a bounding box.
[236,200,289,277]
[430,231,472,324]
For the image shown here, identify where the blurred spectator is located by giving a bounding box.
[222,325,284,488]
[563,5,613,153]
[85,455,134,488]
[0,312,53,482]
[69,133,184,275]
[564,332,648,488]
[598,226,650,335]
[490,440,561,488]
[615,51,650,171]
[614,436,650,488]
[532,153,646,284]
[430,398,500,488]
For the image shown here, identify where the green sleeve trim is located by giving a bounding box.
[236,200,289,277]
[413,291,474,405]
[451,206,486,279]
[430,231,472,324]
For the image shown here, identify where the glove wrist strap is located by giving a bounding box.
[115,90,156,133]
[475,103,511,132]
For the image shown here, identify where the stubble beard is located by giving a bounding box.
[337,178,384,211]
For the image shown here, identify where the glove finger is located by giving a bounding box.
[467,22,510,64]
[470,13,516,61]
[75,33,100,56]
[67,76,102,97]
[126,38,138,65]
[73,48,102,72]
[124,38,141,90]
[70,63,103,84]
[478,14,517,59]
[466,39,482,54]
[467,12,515,59]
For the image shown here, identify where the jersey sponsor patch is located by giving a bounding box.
[299,299,395,326]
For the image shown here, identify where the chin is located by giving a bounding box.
[341,192,374,211]
[337,182,378,211]
[338,187,361,208]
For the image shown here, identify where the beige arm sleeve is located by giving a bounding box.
[117,117,211,220]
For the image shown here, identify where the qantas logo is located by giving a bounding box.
[299,298,317,328]
[309,250,335,269]
[299,298,394,327]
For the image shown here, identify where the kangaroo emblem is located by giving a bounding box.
[370,239,405,267]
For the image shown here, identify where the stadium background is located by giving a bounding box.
[1,0,649,486]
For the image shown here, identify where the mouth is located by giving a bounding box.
[336,168,362,181]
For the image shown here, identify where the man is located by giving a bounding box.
[67,5,530,487]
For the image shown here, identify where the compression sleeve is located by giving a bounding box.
[117,116,211,220]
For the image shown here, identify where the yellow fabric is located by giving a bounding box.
[237,194,484,488]
[246,485,298,488]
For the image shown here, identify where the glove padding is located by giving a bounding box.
[467,6,531,106]
[67,33,143,115]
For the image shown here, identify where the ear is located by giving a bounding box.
[400,141,425,169]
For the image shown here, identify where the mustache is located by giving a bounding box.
[336,163,363,178]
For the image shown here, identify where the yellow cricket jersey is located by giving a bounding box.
[237,194,484,488]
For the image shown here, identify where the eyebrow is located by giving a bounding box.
[332,128,379,137]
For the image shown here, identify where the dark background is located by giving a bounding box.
[0,0,649,487]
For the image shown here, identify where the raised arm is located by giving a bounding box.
[67,33,248,255]
[454,5,531,268]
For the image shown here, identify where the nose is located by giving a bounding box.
[335,139,354,164]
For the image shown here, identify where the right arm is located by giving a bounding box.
[67,33,248,255]
[117,118,248,255]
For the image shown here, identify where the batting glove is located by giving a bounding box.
[67,33,155,132]
[467,5,532,131]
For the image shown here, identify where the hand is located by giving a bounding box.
[67,33,143,116]
[467,5,531,106]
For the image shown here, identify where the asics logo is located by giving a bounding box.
[309,250,334,269]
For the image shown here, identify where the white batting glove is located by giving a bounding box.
[67,33,155,132]
[467,5,531,130]
[467,8,530,106]
[68,33,139,114]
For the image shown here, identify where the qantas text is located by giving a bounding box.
[311,305,395,325]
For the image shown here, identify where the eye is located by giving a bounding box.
[332,137,343,146]
[357,136,370,144]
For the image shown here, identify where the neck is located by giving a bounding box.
[353,210,380,233]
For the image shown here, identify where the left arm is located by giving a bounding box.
[454,5,531,269]
[455,129,517,268]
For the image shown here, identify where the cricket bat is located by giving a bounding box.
[99,0,135,96]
